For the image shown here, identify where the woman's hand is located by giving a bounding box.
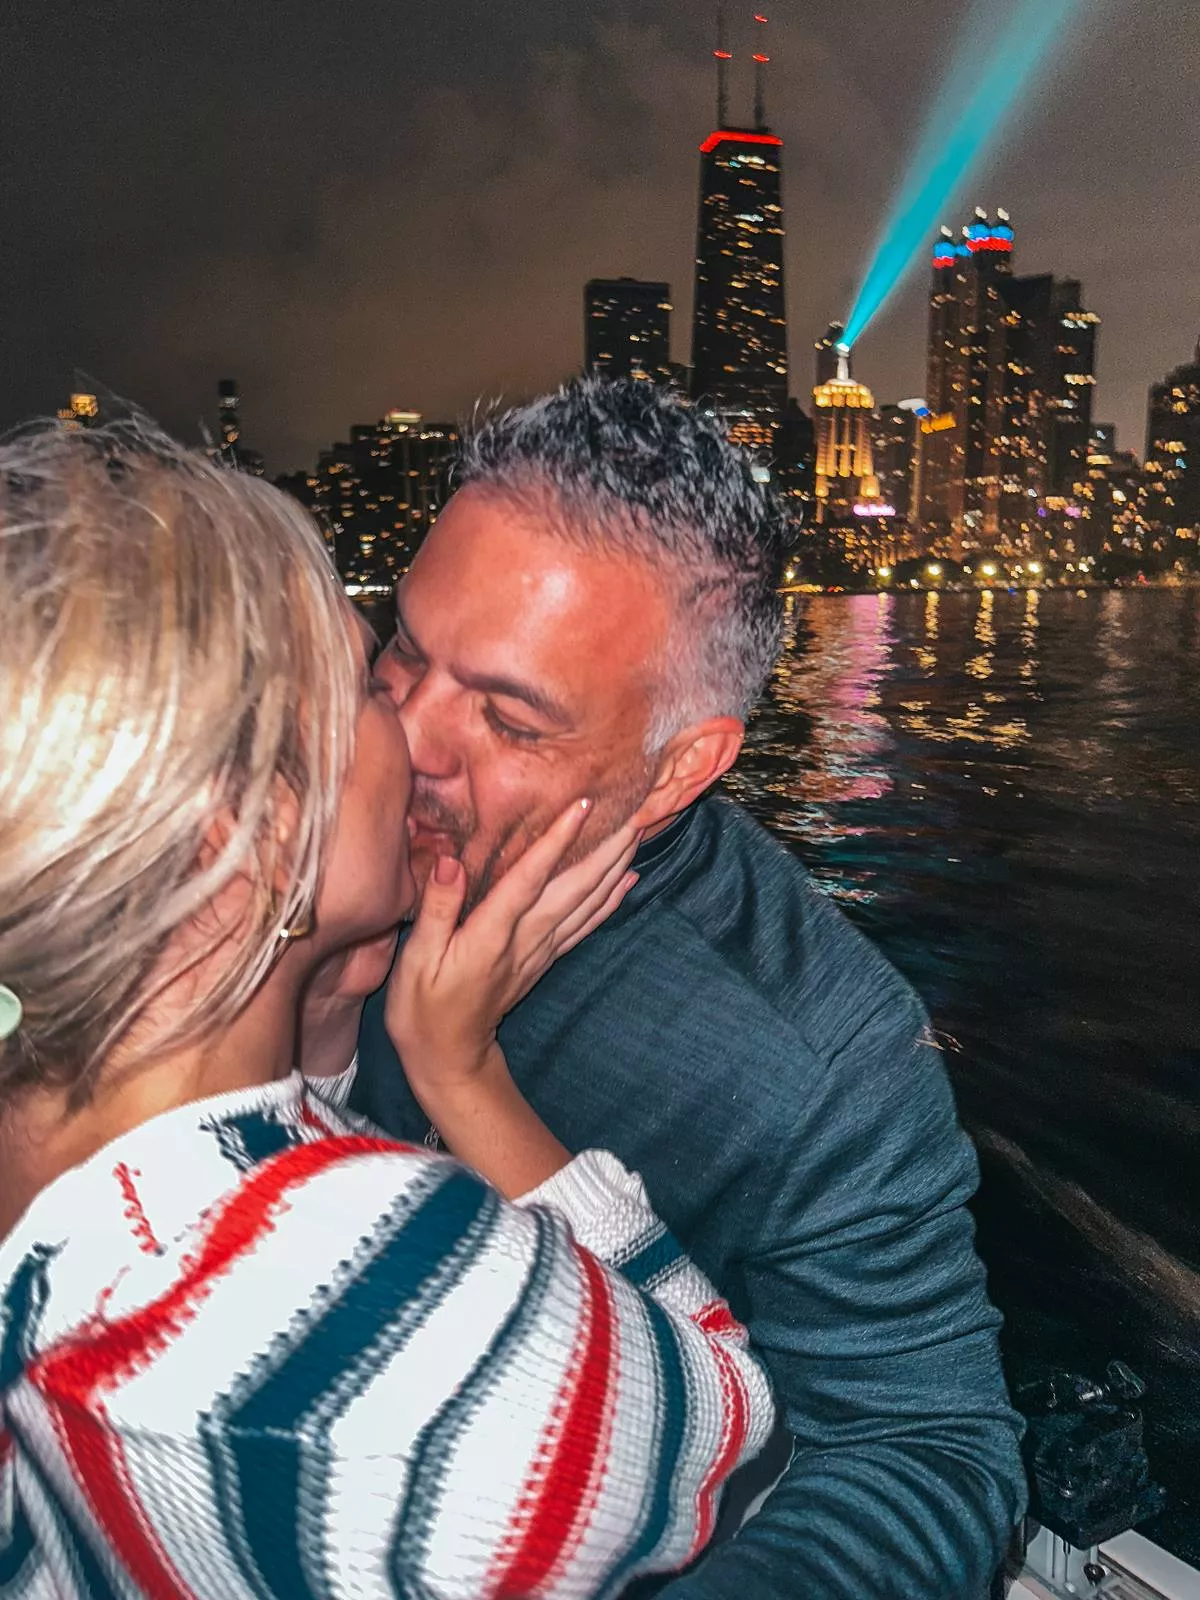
[385,799,638,1099]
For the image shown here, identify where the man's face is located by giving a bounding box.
[375,486,672,905]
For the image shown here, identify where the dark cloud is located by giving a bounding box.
[2,0,1197,470]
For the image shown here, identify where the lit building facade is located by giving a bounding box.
[813,349,880,520]
[918,209,1014,553]
[218,379,240,455]
[213,378,265,476]
[56,392,99,430]
[772,396,815,527]
[584,278,672,384]
[689,11,788,454]
[278,410,459,589]
[1143,335,1200,545]
[871,400,924,526]
[1079,426,1148,560]
[695,78,791,450]
[690,126,788,452]
[981,276,1098,554]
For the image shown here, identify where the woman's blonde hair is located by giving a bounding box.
[0,418,360,1103]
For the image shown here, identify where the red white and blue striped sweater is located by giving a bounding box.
[0,1073,774,1599]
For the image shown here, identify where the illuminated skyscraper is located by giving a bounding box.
[981,275,1098,552]
[812,346,881,524]
[283,409,459,588]
[871,400,924,525]
[1143,334,1200,542]
[918,209,1014,552]
[690,10,788,453]
[55,392,99,430]
[1079,426,1147,560]
[772,397,815,524]
[214,378,264,476]
[584,278,672,384]
[218,379,241,454]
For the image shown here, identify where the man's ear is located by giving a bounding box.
[632,716,744,833]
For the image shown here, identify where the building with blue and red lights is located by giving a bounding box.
[917,208,1014,554]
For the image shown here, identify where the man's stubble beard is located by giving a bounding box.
[409,768,655,919]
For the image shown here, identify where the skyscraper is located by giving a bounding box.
[690,10,788,453]
[1143,334,1200,541]
[55,392,99,430]
[278,410,459,588]
[214,378,265,476]
[772,397,815,526]
[1080,426,1147,561]
[584,279,672,384]
[917,209,1014,553]
[218,379,241,455]
[981,275,1098,551]
[812,346,881,524]
[871,400,924,525]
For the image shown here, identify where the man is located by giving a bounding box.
[318,379,1026,1596]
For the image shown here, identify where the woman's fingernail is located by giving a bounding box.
[434,854,459,885]
[579,797,592,812]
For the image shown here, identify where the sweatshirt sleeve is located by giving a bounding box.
[147,1138,775,1600]
[493,1147,778,1595]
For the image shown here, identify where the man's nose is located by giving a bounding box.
[397,672,460,779]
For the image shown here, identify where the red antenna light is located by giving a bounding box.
[714,1,731,126]
[753,9,769,129]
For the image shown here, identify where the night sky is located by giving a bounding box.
[3,0,1197,473]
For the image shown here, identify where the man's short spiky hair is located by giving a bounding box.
[456,377,788,746]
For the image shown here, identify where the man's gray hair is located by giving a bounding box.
[456,377,788,749]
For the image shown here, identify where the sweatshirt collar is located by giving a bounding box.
[617,799,709,919]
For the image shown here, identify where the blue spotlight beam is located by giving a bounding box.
[841,0,1085,350]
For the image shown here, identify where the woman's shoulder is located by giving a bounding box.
[2,1077,472,1347]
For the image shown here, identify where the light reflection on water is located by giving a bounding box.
[726,588,1200,1560]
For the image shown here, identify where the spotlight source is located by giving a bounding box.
[841,0,1085,348]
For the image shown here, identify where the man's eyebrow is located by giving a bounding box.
[459,669,573,727]
[393,597,571,727]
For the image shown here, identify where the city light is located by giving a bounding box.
[698,130,782,155]
[926,562,943,578]
[840,0,1085,349]
[1027,560,1043,574]
[982,562,998,577]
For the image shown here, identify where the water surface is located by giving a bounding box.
[726,588,1200,1561]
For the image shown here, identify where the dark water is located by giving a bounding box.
[725,588,1200,1563]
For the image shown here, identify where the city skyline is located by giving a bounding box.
[3,0,1197,471]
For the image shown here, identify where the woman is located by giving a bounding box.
[0,420,773,1600]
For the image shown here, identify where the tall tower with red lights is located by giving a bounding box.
[690,8,788,453]
[917,208,1014,553]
